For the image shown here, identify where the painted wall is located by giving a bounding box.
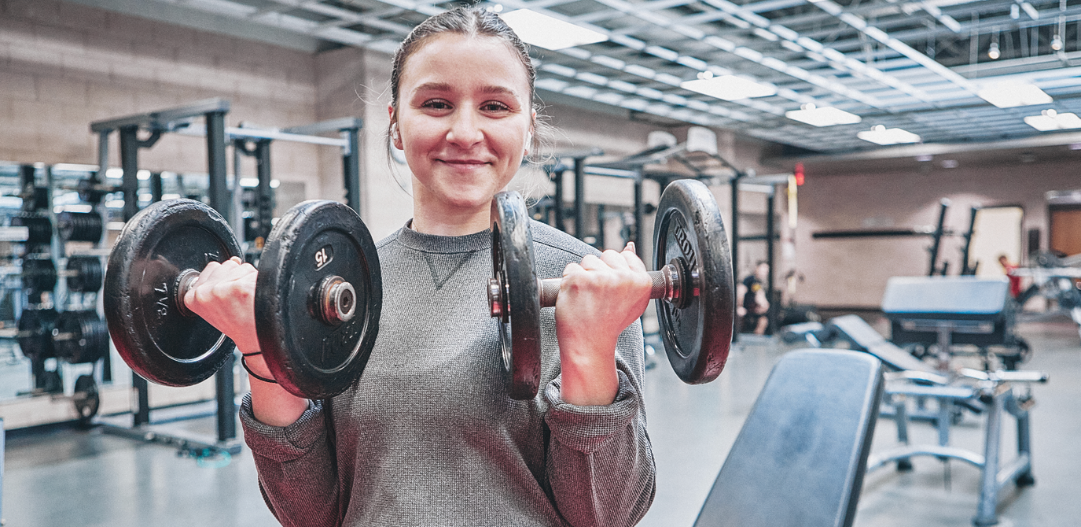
[793,159,1081,308]
[0,0,322,190]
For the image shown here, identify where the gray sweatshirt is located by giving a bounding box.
[240,220,656,527]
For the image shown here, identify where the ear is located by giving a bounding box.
[388,105,403,150]
[391,124,404,150]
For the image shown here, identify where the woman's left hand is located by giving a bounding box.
[555,243,652,406]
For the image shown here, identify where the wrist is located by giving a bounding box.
[559,345,618,406]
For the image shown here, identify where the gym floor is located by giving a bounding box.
[2,316,1078,527]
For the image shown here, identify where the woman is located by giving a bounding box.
[184,6,656,526]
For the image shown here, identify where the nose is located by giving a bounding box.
[445,109,484,147]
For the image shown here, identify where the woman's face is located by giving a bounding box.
[391,33,534,215]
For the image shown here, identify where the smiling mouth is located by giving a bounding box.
[439,160,489,167]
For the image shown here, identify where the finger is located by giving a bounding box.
[621,247,648,273]
[197,259,239,284]
[563,262,585,277]
[579,254,608,271]
[600,249,630,270]
[217,261,257,282]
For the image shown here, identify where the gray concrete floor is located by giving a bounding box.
[1,317,1078,527]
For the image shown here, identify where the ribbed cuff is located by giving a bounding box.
[240,394,327,462]
[544,369,640,453]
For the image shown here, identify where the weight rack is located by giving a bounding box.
[89,99,363,455]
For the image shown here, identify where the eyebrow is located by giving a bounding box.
[412,82,521,98]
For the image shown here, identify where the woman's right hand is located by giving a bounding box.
[184,256,309,425]
[183,257,261,355]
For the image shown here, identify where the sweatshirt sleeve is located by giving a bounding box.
[239,395,342,527]
[542,321,657,527]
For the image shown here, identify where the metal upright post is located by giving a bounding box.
[574,158,585,239]
[928,198,950,276]
[974,389,1005,526]
[633,175,643,253]
[119,125,151,427]
[552,166,565,232]
[342,126,361,215]
[731,174,742,342]
[149,172,163,203]
[765,186,776,335]
[254,141,274,243]
[1,417,5,525]
[204,110,237,444]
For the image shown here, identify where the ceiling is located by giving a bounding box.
[67,0,1081,155]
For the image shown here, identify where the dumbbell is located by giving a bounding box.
[488,179,735,399]
[52,310,108,364]
[20,255,105,295]
[103,199,382,399]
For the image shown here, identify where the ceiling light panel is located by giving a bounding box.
[500,9,608,50]
[682,75,778,100]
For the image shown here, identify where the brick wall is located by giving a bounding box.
[0,0,320,190]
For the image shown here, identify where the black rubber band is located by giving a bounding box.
[241,353,278,384]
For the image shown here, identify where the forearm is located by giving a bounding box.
[250,377,309,427]
[558,337,619,406]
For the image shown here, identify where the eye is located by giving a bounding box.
[422,99,452,110]
[481,101,511,112]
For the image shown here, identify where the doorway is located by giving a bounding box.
[1050,205,1081,258]
[970,206,1024,277]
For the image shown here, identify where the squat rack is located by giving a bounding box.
[89,99,362,453]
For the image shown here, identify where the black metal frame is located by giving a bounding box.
[91,98,239,452]
[0,417,4,523]
[89,101,364,455]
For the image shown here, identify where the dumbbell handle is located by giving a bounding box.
[536,267,674,308]
[173,268,357,324]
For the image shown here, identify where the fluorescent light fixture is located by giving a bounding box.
[978,83,1052,108]
[785,104,861,127]
[1024,109,1081,131]
[681,72,776,101]
[857,125,921,145]
[500,9,607,50]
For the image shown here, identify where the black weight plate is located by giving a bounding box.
[21,256,57,295]
[67,256,104,293]
[73,374,100,423]
[491,191,542,400]
[54,310,108,364]
[57,212,104,243]
[104,199,241,386]
[653,179,734,384]
[17,308,59,360]
[11,214,52,244]
[256,201,382,399]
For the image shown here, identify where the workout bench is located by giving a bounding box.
[695,349,884,527]
[782,276,1048,526]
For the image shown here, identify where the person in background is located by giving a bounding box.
[999,254,1023,299]
[737,260,770,335]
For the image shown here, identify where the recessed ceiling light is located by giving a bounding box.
[978,83,1053,108]
[785,104,862,127]
[1024,109,1081,131]
[857,125,921,145]
[941,159,959,168]
[500,10,607,50]
[915,154,934,162]
[681,74,777,101]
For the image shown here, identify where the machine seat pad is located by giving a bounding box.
[828,315,937,375]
